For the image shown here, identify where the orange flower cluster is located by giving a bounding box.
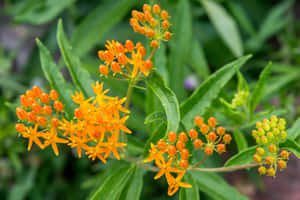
[192,116,231,155]
[144,131,192,196]
[59,82,131,163]
[98,40,153,78]
[130,3,172,47]
[15,86,67,155]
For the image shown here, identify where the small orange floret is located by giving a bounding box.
[216,144,226,153]
[168,131,177,142]
[37,116,47,126]
[49,90,58,100]
[164,32,172,40]
[15,123,26,132]
[204,146,213,155]
[217,126,225,135]
[117,53,127,65]
[179,159,189,169]
[180,149,189,159]
[200,124,209,134]
[188,129,198,139]
[153,4,161,14]
[207,132,217,142]
[138,46,146,57]
[146,28,155,38]
[168,145,177,156]
[176,141,185,151]
[208,117,217,127]
[150,40,159,48]
[16,107,27,120]
[51,118,59,127]
[26,90,34,97]
[143,4,151,12]
[194,116,203,127]
[74,108,84,119]
[20,95,29,107]
[27,112,36,123]
[193,139,203,149]
[111,61,121,73]
[223,134,232,144]
[161,10,169,20]
[54,100,64,112]
[40,93,49,104]
[157,140,167,150]
[98,50,105,60]
[104,51,114,62]
[144,60,153,70]
[43,105,52,115]
[125,40,134,51]
[32,86,42,98]
[32,103,42,114]
[99,64,109,76]
[178,132,188,143]
[162,20,170,29]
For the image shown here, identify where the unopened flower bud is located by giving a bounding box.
[261,136,268,145]
[265,156,275,165]
[277,160,287,170]
[280,150,290,160]
[256,147,265,156]
[268,144,277,153]
[267,167,276,177]
[253,154,262,163]
[258,166,267,175]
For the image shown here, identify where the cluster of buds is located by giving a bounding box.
[144,131,192,196]
[15,86,67,155]
[252,116,290,177]
[98,40,153,78]
[191,116,232,155]
[231,90,249,109]
[130,3,172,48]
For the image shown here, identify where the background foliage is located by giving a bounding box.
[1,0,300,199]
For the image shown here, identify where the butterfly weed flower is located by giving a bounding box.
[59,81,131,163]
[15,86,67,155]
[191,116,231,155]
[144,131,193,196]
[252,116,290,177]
[98,40,153,79]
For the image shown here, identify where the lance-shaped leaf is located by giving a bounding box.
[287,118,300,140]
[280,139,300,159]
[179,172,200,200]
[57,20,94,98]
[119,168,144,200]
[224,145,257,167]
[180,55,251,129]
[36,39,76,118]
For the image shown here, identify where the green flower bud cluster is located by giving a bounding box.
[231,91,249,109]
[252,116,290,177]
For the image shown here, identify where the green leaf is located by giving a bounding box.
[169,0,192,101]
[227,2,256,37]
[8,167,37,200]
[119,168,144,200]
[233,130,248,152]
[14,0,75,24]
[280,139,300,159]
[190,40,210,79]
[249,62,272,113]
[179,172,200,200]
[191,171,249,200]
[147,71,180,135]
[57,20,94,98]
[71,0,136,56]
[224,145,257,167]
[287,118,300,140]
[180,55,252,129]
[237,71,248,92]
[36,39,76,118]
[90,165,135,200]
[201,0,243,57]
[144,111,166,125]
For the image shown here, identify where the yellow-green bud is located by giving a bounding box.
[265,156,275,165]
[279,118,286,126]
[258,128,265,136]
[267,167,276,177]
[271,115,278,123]
[280,131,287,139]
[278,123,285,130]
[253,154,262,163]
[263,123,271,131]
[258,166,267,175]
[256,147,265,156]
[270,121,276,128]
[267,132,274,140]
[256,136,261,144]
[280,150,290,160]
[268,144,277,153]
[277,160,287,170]
[252,130,258,138]
[273,128,280,135]
[256,121,262,129]
[261,136,268,145]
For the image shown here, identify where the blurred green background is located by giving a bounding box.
[1,0,300,199]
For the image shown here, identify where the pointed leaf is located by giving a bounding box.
[36,39,76,118]
[201,0,243,57]
[224,145,257,167]
[191,171,249,200]
[190,40,210,79]
[147,71,180,135]
[233,130,248,152]
[57,20,94,98]
[144,111,166,125]
[249,62,272,113]
[119,168,144,200]
[280,139,300,159]
[179,172,200,200]
[90,165,135,200]
[287,118,300,140]
[181,55,251,129]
